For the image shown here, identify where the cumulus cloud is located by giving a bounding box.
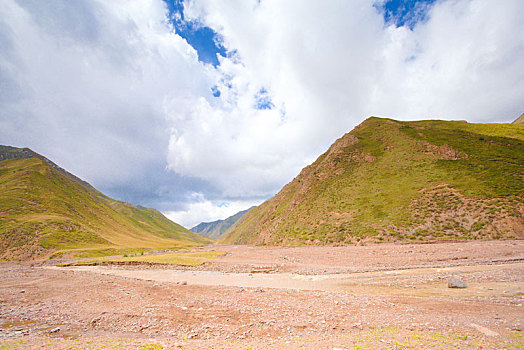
[373,0,524,120]
[166,0,524,202]
[0,0,215,208]
[1,0,523,226]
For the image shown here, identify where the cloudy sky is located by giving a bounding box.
[1,0,523,228]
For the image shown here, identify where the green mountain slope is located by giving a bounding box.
[223,117,524,245]
[191,207,254,239]
[0,146,210,260]
[513,113,524,124]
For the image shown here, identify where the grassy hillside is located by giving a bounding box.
[513,113,524,124]
[191,207,253,239]
[223,117,524,245]
[0,147,209,260]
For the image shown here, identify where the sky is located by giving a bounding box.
[0,0,523,228]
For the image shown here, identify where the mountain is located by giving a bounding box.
[223,117,524,245]
[513,113,524,124]
[0,146,210,261]
[191,207,254,239]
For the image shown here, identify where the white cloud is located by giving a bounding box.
[0,0,214,205]
[1,0,523,226]
[164,193,261,228]
[372,0,524,121]
[166,0,524,202]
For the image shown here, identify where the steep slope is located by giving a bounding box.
[191,207,254,239]
[0,146,209,260]
[513,113,524,124]
[224,117,524,245]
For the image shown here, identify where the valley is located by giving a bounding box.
[1,240,523,349]
[1,117,523,349]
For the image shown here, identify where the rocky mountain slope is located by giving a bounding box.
[223,117,524,245]
[0,146,209,260]
[191,207,254,239]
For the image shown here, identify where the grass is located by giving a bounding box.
[224,117,524,245]
[0,150,210,261]
[49,247,152,259]
[0,326,519,349]
[59,250,226,267]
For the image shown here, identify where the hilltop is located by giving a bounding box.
[0,146,209,260]
[191,207,254,239]
[223,117,524,245]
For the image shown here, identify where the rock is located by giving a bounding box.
[49,327,60,333]
[448,278,467,288]
[91,317,101,326]
[181,281,187,285]
[251,266,275,273]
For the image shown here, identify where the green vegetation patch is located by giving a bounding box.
[49,247,151,259]
[223,117,524,245]
[0,151,210,261]
[38,229,109,249]
[60,250,226,267]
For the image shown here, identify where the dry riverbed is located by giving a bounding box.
[1,240,523,349]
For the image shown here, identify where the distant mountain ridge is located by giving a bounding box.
[191,207,254,239]
[0,146,209,260]
[513,113,524,124]
[223,117,524,245]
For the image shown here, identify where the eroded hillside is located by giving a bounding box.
[224,117,524,245]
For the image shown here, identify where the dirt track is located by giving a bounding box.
[1,240,523,349]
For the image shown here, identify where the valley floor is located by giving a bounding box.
[1,240,523,349]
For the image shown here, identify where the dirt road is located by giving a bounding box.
[54,262,524,298]
[1,240,523,349]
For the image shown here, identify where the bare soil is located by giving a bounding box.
[1,240,523,349]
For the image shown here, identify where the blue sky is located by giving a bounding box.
[166,0,439,66]
[380,0,438,29]
[163,0,439,115]
[1,0,522,227]
[163,0,226,66]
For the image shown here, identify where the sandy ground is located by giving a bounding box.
[0,240,523,349]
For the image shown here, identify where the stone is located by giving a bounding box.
[91,317,101,326]
[49,327,60,333]
[448,278,467,288]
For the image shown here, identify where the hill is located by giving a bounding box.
[513,113,524,124]
[191,207,254,239]
[223,117,524,245]
[0,146,210,261]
